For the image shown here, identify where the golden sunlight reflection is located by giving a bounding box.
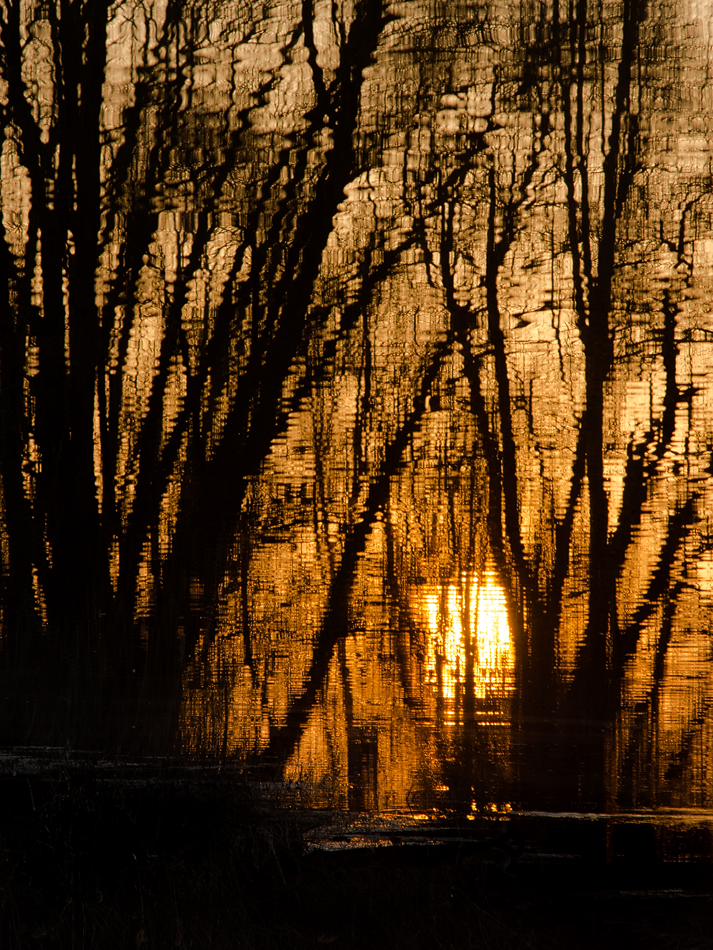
[415,571,515,708]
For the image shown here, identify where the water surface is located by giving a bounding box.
[2,0,713,845]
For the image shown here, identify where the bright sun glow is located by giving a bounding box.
[419,571,515,702]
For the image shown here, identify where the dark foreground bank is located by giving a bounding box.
[1,768,712,950]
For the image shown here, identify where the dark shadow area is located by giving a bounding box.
[1,771,712,949]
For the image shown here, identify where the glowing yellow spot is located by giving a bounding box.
[417,571,515,703]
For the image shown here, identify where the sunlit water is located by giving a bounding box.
[2,0,713,854]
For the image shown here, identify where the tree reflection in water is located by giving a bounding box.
[1,0,713,818]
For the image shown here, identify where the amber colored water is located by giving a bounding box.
[2,1,713,843]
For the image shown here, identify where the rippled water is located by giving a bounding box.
[2,0,713,837]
